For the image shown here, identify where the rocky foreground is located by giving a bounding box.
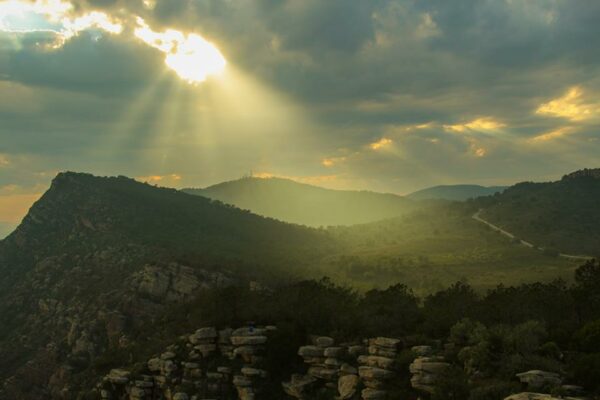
[97,324,587,400]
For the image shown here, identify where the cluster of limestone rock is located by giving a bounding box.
[282,336,405,400]
[96,329,589,400]
[506,370,586,400]
[97,324,276,400]
[408,345,450,394]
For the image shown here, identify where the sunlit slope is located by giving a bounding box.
[473,169,600,256]
[322,204,577,294]
[407,184,507,201]
[184,177,415,226]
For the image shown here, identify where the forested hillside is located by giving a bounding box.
[474,169,600,255]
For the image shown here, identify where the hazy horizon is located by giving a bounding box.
[0,167,583,240]
[2,0,600,233]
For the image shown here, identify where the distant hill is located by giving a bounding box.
[184,177,415,226]
[407,184,508,201]
[475,168,600,255]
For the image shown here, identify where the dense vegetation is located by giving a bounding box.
[80,260,600,399]
[184,176,415,227]
[473,170,600,255]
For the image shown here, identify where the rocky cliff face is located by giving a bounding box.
[0,172,328,399]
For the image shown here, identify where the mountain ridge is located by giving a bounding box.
[183,176,415,227]
[407,184,508,201]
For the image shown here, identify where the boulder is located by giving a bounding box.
[308,366,338,380]
[130,264,200,302]
[409,359,450,375]
[516,370,562,390]
[282,374,318,398]
[160,351,176,360]
[189,327,217,344]
[367,346,396,358]
[324,347,345,358]
[315,336,335,348]
[411,345,433,357]
[234,345,260,356]
[241,367,268,378]
[373,337,400,349]
[361,388,387,400]
[147,358,162,372]
[162,360,177,375]
[338,374,359,400]
[325,357,343,367]
[173,394,189,400]
[409,357,450,394]
[106,369,130,384]
[298,346,324,358]
[358,355,396,370]
[504,394,563,400]
[363,379,386,389]
[231,335,268,346]
[358,366,394,380]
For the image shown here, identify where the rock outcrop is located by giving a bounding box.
[515,370,562,391]
[504,393,586,400]
[96,324,276,400]
[283,336,402,400]
[408,346,450,394]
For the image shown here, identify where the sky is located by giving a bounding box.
[1,0,600,236]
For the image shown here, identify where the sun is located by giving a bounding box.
[134,18,227,84]
[165,34,227,84]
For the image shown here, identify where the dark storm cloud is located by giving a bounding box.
[2,31,164,95]
[0,0,599,208]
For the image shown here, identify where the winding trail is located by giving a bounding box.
[472,209,594,262]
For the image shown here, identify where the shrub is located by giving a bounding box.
[573,319,600,353]
[570,352,600,392]
[432,366,470,400]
